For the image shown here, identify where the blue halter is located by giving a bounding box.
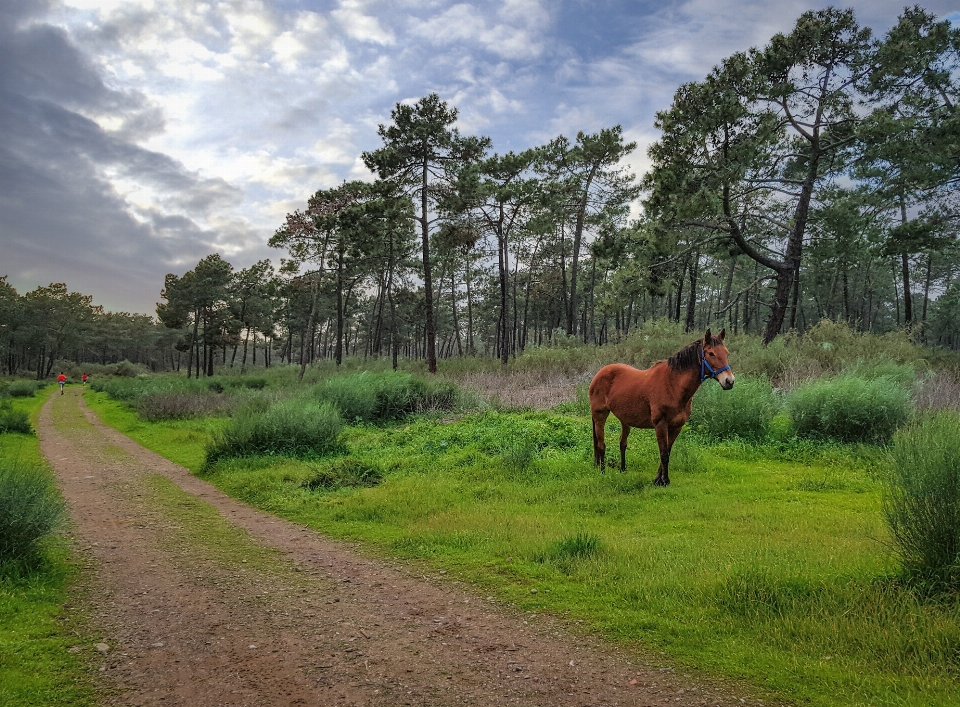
[700,351,731,383]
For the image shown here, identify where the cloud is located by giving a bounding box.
[0,4,256,313]
[332,0,395,45]
[6,0,959,316]
[408,0,550,60]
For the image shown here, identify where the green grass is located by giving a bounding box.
[84,390,228,473]
[0,388,99,707]
[144,474,286,574]
[83,392,960,707]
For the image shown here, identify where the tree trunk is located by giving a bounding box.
[335,257,345,366]
[789,263,801,331]
[465,252,474,356]
[300,279,320,381]
[921,252,933,340]
[420,160,438,373]
[685,250,700,332]
[446,266,461,358]
[498,208,509,367]
[241,328,250,372]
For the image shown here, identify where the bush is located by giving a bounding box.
[883,413,960,584]
[670,434,705,474]
[687,376,780,441]
[315,371,459,423]
[7,380,42,398]
[0,403,32,434]
[788,375,910,444]
[205,399,344,466]
[89,376,148,401]
[302,458,383,491]
[0,461,65,563]
[535,531,603,572]
[134,391,234,422]
[500,438,536,472]
[432,410,586,456]
[221,376,268,390]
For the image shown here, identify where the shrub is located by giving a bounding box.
[535,531,603,572]
[883,413,960,584]
[500,438,536,472]
[205,399,343,466]
[89,376,147,401]
[315,371,459,423]
[302,458,383,491]
[670,434,705,474]
[788,375,910,444]
[134,391,234,422]
[687,376,780,441]
[551,531,601,560]
[222,376,268,390]
[432,410,586,456]
[7,380,42,398]
[0,461,65,563]
[0,403,32,434]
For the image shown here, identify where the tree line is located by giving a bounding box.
[3,7,959,378]
[0,278,175,377]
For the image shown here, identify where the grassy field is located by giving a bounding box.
[84,384,960,707]
[0,387,99,707]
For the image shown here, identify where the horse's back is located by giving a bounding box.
[590,363,654,411]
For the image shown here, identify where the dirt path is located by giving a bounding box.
[39,389,768,707]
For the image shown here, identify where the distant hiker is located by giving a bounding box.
[82,373,88,386]
[57,372,66,395]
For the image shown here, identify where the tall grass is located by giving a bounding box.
[314,370,459,423]
[688,376,779,440]
[0,460,65,564]
[6,380,44,398]
[0,403,32,434]
[883,413,960,584]
[205,399,344,466]
[134,390,235,421]
[788,375,911,444]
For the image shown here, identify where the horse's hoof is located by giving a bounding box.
[653,477,668,487]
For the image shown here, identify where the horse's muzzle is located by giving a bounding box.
[719,374,735,390]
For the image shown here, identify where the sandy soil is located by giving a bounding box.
[38,389,777,707]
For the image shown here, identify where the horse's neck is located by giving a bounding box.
[674,369,702,404]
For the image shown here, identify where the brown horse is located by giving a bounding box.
[589,329,734,486]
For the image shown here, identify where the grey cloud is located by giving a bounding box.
[0,6,254,314]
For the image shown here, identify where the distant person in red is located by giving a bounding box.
[82,373,88,386]
[57,372,66,395]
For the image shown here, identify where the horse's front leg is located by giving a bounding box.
[619,423,631,472]
[653,421,671,486]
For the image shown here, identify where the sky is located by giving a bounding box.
[1,0,958,315]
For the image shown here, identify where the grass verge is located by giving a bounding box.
[83,392,960,707]
[0,388,99,707]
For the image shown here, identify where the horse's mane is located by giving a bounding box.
[667,336,723,373]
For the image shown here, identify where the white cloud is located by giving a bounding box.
[332,0,395,45]
[408,0,548,60]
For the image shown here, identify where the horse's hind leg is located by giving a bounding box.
[619,422,631,472]
[592,410,609,470]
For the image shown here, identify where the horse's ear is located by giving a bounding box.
[704,328,712,343]
[719,328,726,341]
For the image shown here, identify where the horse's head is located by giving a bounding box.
[702,328,735,390]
